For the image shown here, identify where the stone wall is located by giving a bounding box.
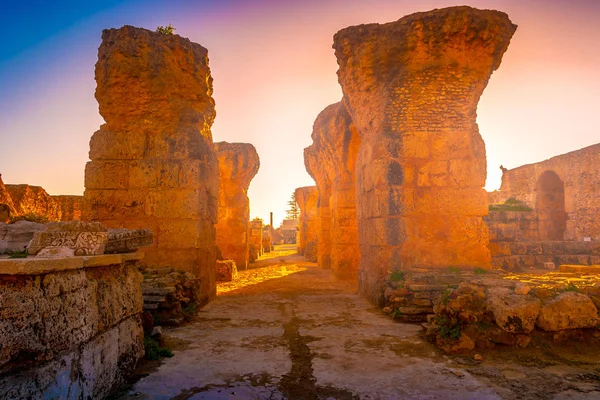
[84,26,219,305]
[333,6,516,303]
[0,253,144,399]
[304,102,360,279]
[52,195,84,221]
[214,142,260,270]
[295,186,319,262]
[248,219,263,263]
[492,143,600,241]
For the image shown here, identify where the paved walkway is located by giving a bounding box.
[120,252,600,400]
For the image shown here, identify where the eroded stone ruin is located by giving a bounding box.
[332,6,517,302]
[304,102,361,279]
[295,185,319,262]
[214,142,260,270]
[84,26,219,305]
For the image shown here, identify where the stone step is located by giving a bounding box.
[143,295,167,303]
[142,286,176,295]
[142,303,159,310]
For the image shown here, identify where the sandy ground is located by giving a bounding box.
[116,246,600,400]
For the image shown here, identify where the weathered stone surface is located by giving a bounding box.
[84,26,219,304]
[0,220,45,254]
[304,102,361,279]
[6,184,61,220]
[295,186,319,262]
[216,259,238,282]
[333,6,516,302]
[536,292,599,331]
[487,287,540,333]
[27,221,108,256]
[493,143,600,241]
[248,219,263,263]
[52,195,83,221]
[105,228,153,254]
[214,142,260,270]
[36,246,75,258]
[0,174,17,221]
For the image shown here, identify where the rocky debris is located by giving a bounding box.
[214,142,260,270]
[295,186,319,262]
[0,220,45,254]
[84,25,219,304]
[27,221,108,256]
[486,287,540,333]
[249,219,263,262]
[304,102,361,279]
[536,292,599,331]
[216,259,238,282]
[105,228,153,253]
[5,184,61,221]
[142,266,201,325]
[333,6,516,302]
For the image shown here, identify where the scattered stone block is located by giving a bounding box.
[27,221,108,256]
[216,259,238,282]
[0,220,45,254]
[536,292,599,331]
[487,287,541,333]
[105,228,153,254]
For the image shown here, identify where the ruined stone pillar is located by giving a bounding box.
[84,26,219,305]
[333,7,516,302]
[304,149,332,269]
[304,102,361,279]
[248,219,263,263]
[214,142,260,270]
[295,186,319,262]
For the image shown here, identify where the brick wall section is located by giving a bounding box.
[493,143,600,241]
[333,6,516,303]
[214,142,260,270]
[84,26,219,305]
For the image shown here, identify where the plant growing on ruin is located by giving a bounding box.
[156,24,176,35]
[436,312,462,341]
[448,266,460,274]
[489,197,533,212]
[474,267,487,275]
[182,302,198,320]
[563,281,582,293]
[8,250,27,259]
[440,288,453,306]
[390,270,405,282]
[144,337,174,360]
[391,307,403,320]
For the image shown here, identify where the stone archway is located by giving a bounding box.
[535,170,566,240]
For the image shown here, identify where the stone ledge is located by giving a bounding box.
[0,252,145,275]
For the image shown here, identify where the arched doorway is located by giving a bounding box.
[535,170,566,240]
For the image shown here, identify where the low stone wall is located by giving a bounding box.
[0,253,144,399]
[489,241,600,270]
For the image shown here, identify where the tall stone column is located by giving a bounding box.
[304,102,361,279]
[295,186,319,262]
[304,148,332,269]
[84,26,219,305]
[214,142,260,270]
[333,6,517,302]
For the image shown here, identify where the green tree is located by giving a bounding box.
[285,192,300,220]
[156,24,176,35]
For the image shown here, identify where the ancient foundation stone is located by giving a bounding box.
[295,186,319,262]
[84,26,219,304]
[0,253,144,398]
[304,102,361,278]
[333,6,516,302]
[214,142,260,270]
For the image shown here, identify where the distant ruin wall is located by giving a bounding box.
[53,195,84,221]
[0,254,144,399]
[304,102,360,279]
[295,186,319,262]
[493,143,600,241]
[333,6,516,303]
[84,26,219,304]
[6,184,61,220]
[214,142,260,270]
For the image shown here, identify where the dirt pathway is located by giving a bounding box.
[119,251,600,400]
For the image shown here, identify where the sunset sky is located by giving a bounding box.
[1,0,599,226]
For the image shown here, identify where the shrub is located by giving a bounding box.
[563,281,582,293]
[474,267,487,275]
[156,24,176,35]
[8,250,27,259]
[8,213,49,224]
[390,271,405,282]
[144,337,173,360]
